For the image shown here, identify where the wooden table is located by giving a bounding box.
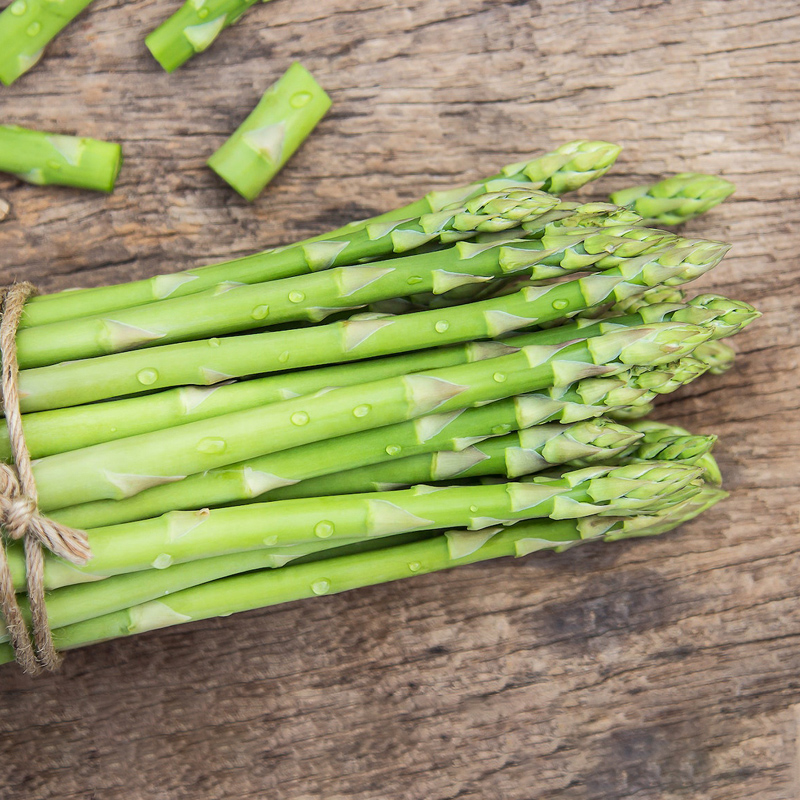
[1,1,798,797]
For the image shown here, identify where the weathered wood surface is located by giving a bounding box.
[0,0,799,797]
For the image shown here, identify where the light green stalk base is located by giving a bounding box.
[0,125,122,192]
[208,63,331,200]
[0,487,726,666]
[146,0,270,73]
[0,0,95,85]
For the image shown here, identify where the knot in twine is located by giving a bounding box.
[0,283,92,673]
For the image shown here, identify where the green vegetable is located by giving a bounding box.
[0,125,122,192]
[611,173,736,226]
[26,321,713,511]
[14,228,729,373]
[0,0,96,86]
[6,461,706,589]
[0,486,726,663]
[207,63,331,200]
[20,141,621,328]
[5,292,755,456]
[146,0,272,73]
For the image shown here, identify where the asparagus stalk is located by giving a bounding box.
[29,321,712,510]
[249,420,644,501]
[53,410,650,529]
[16,213,686,368]
[15,185,566,329]
[3,339,514,460]
[21,141,621,327]
[17,238,731,410]
[207,63,331,200]
[0,0,96,85]
[146,0,271,73]
[6,461,706,588]
[6,291,752,457]
[0,533,419,640]
[259,418,719,503]
[0,486,725,664]
[611,173,736,226]
[52,355,713,530]
[0,125,122,192]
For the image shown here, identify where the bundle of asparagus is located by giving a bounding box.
[0,141,753,670]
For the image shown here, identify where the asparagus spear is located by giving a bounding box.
[16,185,566,329]
[53,409,650,529]
[247,421,643,501]
[0,0,96,85]
[611,173,736,226]
[0,532,431,641]
[17,239,731,411]
[208,63,331,200]
[3,340,514,460]
[29,321,712,510]
[6,461,706,588]
[5,291,752,457]
[258,418,720,504]
[17,213,688,368]
[146,0,271,73]
[0,485,725,664]
[21,141,621,327]
[0,125,122,192]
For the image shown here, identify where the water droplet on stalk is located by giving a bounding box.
[407,276,423,285]
[152,553,173,569]
[552,299,569,310]
[353,404,371,418]
[278,351,290,363]
[407,562,421,572]
[9,2,27,16]
[288,290,305,303]
[252,304,269,320]
[493,372,507,382]
[291,411,309,426]
[434,320,449,333]
[26,21,40,35]
[137,368,158,385]
[311,578,331,595]
[290,91,313,108]
[314,521,334,538]
[386,445,401,456]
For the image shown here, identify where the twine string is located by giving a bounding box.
[0,283,92,673]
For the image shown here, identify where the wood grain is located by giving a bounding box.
[1,1,799,798]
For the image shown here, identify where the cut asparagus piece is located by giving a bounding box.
[207,63,331,200]
[0,125,122,192]
[7,461,706,588]
[0,0,96,86]
[611,173,736,226]
[21,141,621,327]
[146,0,271,73]
[0,486,726,663]
[29,321,712,510]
